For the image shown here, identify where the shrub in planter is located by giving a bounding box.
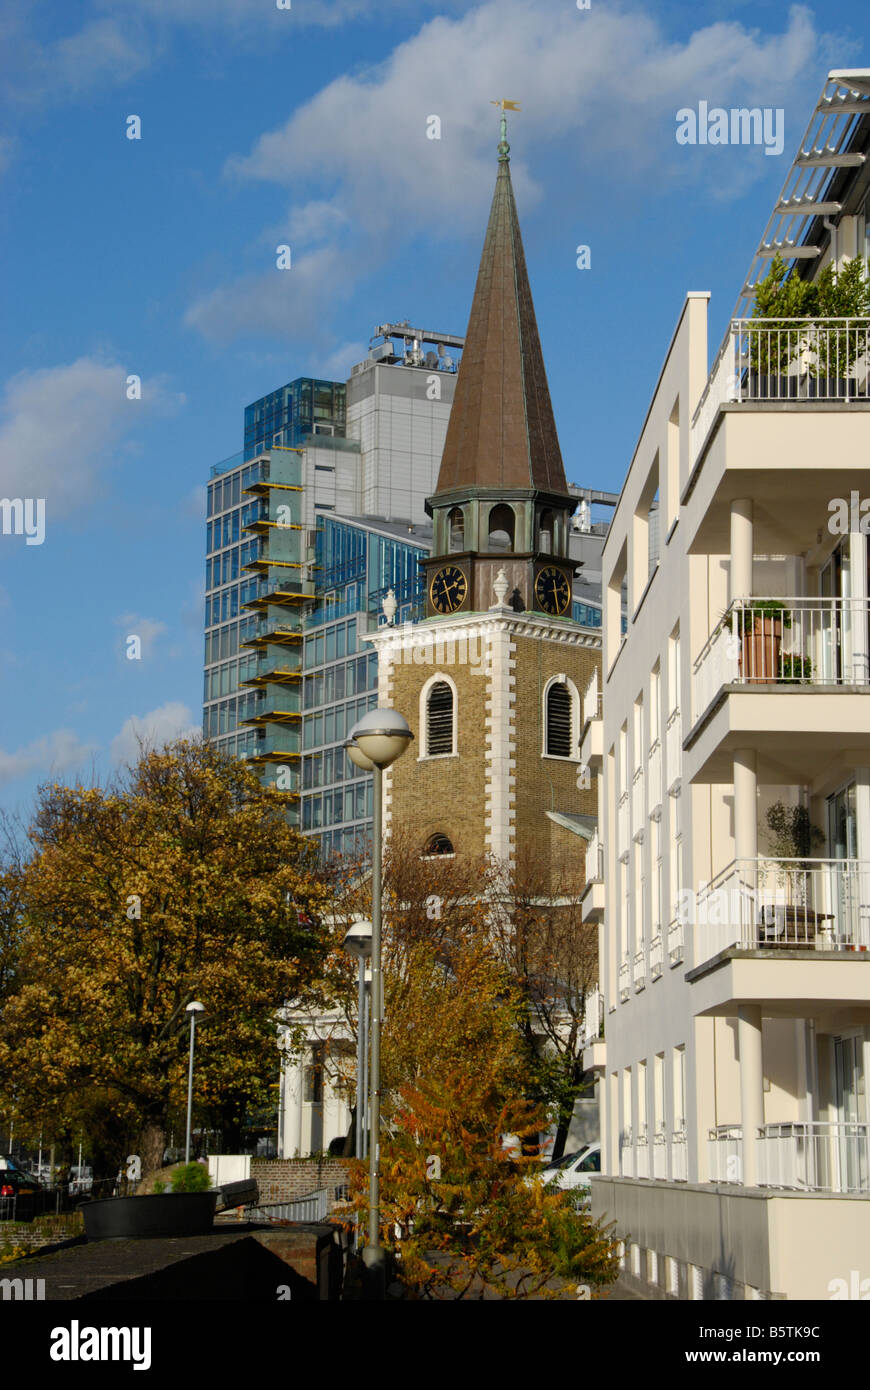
[170,1162,211,1193]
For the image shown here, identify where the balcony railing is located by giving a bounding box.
[631,768,644,839]
[693,858,870,961]
[708,1125,744,1184]
[635,1127,649,1178]
[647,737,662,816]
[671,1128,688,1181]
[633,944,646,992]
[617,791,630,857]
[653,1131,667,1179]
[619,957,630,1003]
[650,933,663,980]
[691,316,870,460]
[620,1129,634,1178]
[667,918,684,966]
[693,597,870,721]
[665,708,681,790]
[710,1121,870,1193]
[581,990,604,1048]
[586,830,603,883]
[758,1122,870,1193]
[583,667,601,727]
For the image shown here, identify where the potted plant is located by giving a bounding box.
[81,1162,217,1241]
[735,600,791,683]
[806,257,870,398]
[748,253,816,398]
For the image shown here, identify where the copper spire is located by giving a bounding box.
[434,129,568,498]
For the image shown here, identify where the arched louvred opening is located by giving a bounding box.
[448,507,465,553]
[538,509,554,554]
[546,681,573,757]
[427,680,454,755]
[487,503,515,552]
[423,833,454,857]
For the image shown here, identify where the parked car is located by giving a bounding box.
[526,1143,601,1202]
[0,1167,43,1199]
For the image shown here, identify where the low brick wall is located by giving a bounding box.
[251,1158,353,1209]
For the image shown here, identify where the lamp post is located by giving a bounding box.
[345,708,413,1294]
[342,919,373,1163]
[184,1001,205,1164]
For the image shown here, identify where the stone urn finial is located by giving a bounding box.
[492,568,509,607]
[382,587,397,625]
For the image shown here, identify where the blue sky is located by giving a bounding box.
[0,0,866,815]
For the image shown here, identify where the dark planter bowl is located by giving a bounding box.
[82,1191,218,1240]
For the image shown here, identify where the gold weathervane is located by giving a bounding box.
[490,99,521,153]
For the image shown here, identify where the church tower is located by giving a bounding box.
[367,114,600,881]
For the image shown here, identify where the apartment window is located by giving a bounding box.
[423,833,454,857]
[545,679,574,757]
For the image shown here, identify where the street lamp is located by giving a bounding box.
[345,708,413,1294]
[184,1002,206,1165]
[342,919,373,1164]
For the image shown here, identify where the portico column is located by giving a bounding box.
[733,749,758,864]
[738,1005,764,1187]
[730,499,754,604]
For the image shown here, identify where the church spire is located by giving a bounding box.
[433,113,568,500]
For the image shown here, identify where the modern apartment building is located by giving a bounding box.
[585,70,870,1299]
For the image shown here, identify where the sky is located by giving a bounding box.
[0,0,866,817]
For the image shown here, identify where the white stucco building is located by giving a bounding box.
[584,70,870,1299]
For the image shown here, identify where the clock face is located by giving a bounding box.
[429,565,468,615]
[535,565,571,616]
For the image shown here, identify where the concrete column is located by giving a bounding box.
[733,749,758,864]
[848,529,868,683]
[730,499,754,604]
[738,1005,764,1186]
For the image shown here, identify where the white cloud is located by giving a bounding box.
[110,702,201,766]
[0,729,97,788]
[0,358,179,518]
[114,614,168,662]
[189,0,831,343]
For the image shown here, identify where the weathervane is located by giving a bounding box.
[490,98,521,159]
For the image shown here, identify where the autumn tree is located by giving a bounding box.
[0,740,331,1175]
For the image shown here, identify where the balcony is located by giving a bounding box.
[665,708,681,791]
[647,737,662,817]
[619,958,630,1003]
[631,768,645,841]
[581,990,604,1048]
[649,933,663,981]
[586,830,603,882]
[693,597,870,724]
[671,1128,688,1181]
[710,1122,870,1193]
[620,1128,634,1178]
[693,858,870,964]
[667,918,684,966]
[617,791,630,858]
[242,618,303,650]
[633,944,646,993]
[635,1127,649,1178]
[580,670,603,769]
[653,1131,667,1180]
[692,316,870,462]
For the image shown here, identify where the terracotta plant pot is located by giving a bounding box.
[740,617,782,683]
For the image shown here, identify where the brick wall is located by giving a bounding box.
[251,1158,352,1208]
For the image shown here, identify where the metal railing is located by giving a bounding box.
[647,737,662,815]
[635,1127,649,1178]
[671,1129,688,1182]
[665,708,681,790]
[691,317,870,460]
[653,1131,668,1180]
[581,990,605,1047]
[708,1125,744,1183]
[667,918,684,966]
[650,933,663,980]
[583,668,601,727]
[693,597,870,720]
[620,1129,634,1178]
[585,830,603,883]
[631,768,644,839]
[693,857,870,961]
[250,1188,329,1223]
[633,945,646,992]
[618,791,630,857]
[619,957,631,1003]
[757,1122,870,1193]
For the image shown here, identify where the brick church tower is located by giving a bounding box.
[367,120,600,879]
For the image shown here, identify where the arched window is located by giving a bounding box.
[426,680,454,755]
[487,504,515,552]
[546,680,574,757]
[538,509,554,554]
[448,507,465,553]
[423,832,454,857]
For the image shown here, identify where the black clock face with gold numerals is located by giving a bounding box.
[429,565,468,615]
[535,565,571,616]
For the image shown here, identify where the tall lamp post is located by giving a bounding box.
[184,1001,205,1164]
[345,708,413,1294]
[342,919,373,1163]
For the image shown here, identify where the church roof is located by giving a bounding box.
[434,138,568,499]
